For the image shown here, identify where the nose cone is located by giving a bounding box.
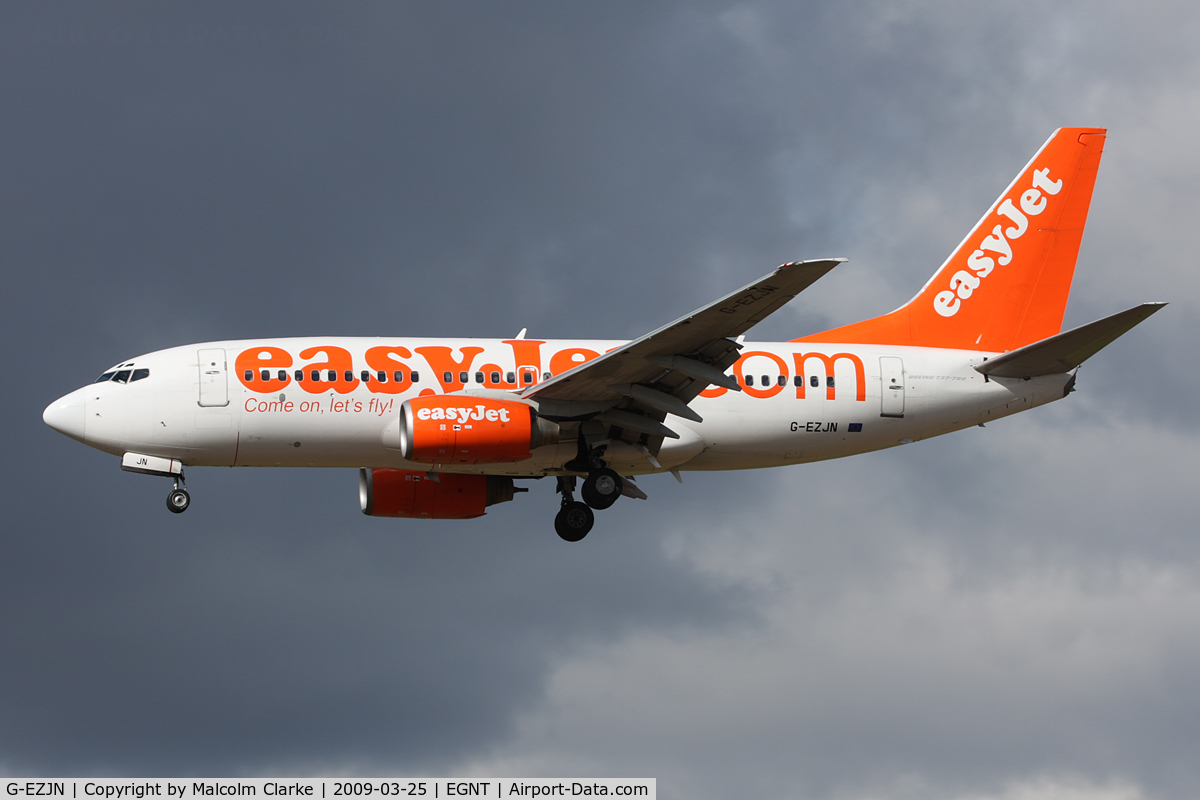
[44,388,87,443]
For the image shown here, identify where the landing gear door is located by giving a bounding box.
[880,356,905,418]
[198,348,230,407]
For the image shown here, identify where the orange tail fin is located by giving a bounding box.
[795,127,1106,351]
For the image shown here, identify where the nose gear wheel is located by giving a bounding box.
[166,472,190,514]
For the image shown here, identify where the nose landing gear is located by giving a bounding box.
[166,473,190,514]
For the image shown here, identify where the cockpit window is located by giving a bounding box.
[130,368,150,382]
[112,370,132,384]
[95,372,115,383]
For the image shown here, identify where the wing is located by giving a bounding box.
[525,258,845,440]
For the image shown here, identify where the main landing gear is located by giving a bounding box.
[554,434,628,541]
[166,472,190,514]
[554,481,594,543]
[581,467,623,510]
[554,468,627,541]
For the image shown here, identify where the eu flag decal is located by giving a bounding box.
[848,423,863,432]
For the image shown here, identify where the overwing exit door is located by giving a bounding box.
[880,356,905,417]
[198,348,230,407]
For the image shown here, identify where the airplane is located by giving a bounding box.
[43,127,1164,541]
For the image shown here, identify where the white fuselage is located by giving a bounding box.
[49,337,1071,476]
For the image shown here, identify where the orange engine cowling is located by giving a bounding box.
[359,468,519,519]
[398,395,558,465]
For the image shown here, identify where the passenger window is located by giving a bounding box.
[393,370,403,383]
[459,371,468,383]
[777,375,786,387]
[475,371,484,383]
[244,370,254,382]
[131,368,150,382]
[761,375,769,386]
[443,371,452,383]
[277,370,286,381]
[311,370,321,382]
[810,376,819,388]
[543,372,551,381]
[378,371,388,383]
[327,370,337,381]
[95,371,115,383]
[490,371,501,384]
[411,371,420,382]
[295,370,304,381]
[361,370,371,382]
[523,372,534,385]
[344,370,354,382]
[745,375,754,386]
[506,372,515,384]
[112,370,132,384]
[794,375,803,387]
[827,376,835,388]
[259,369,269,381]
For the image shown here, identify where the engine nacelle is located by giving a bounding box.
[398,395,558,465]
[359,468,519,519]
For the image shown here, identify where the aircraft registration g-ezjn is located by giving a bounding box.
[44,128,1164,541]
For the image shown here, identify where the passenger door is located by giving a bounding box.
[197,348,229,407]
[880,356,905,418]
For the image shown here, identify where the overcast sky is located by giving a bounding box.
[3,3,1199,798]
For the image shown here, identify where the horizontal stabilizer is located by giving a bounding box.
[975,302,1166,379]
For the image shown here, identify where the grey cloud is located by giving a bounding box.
[3,2,1199,798]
